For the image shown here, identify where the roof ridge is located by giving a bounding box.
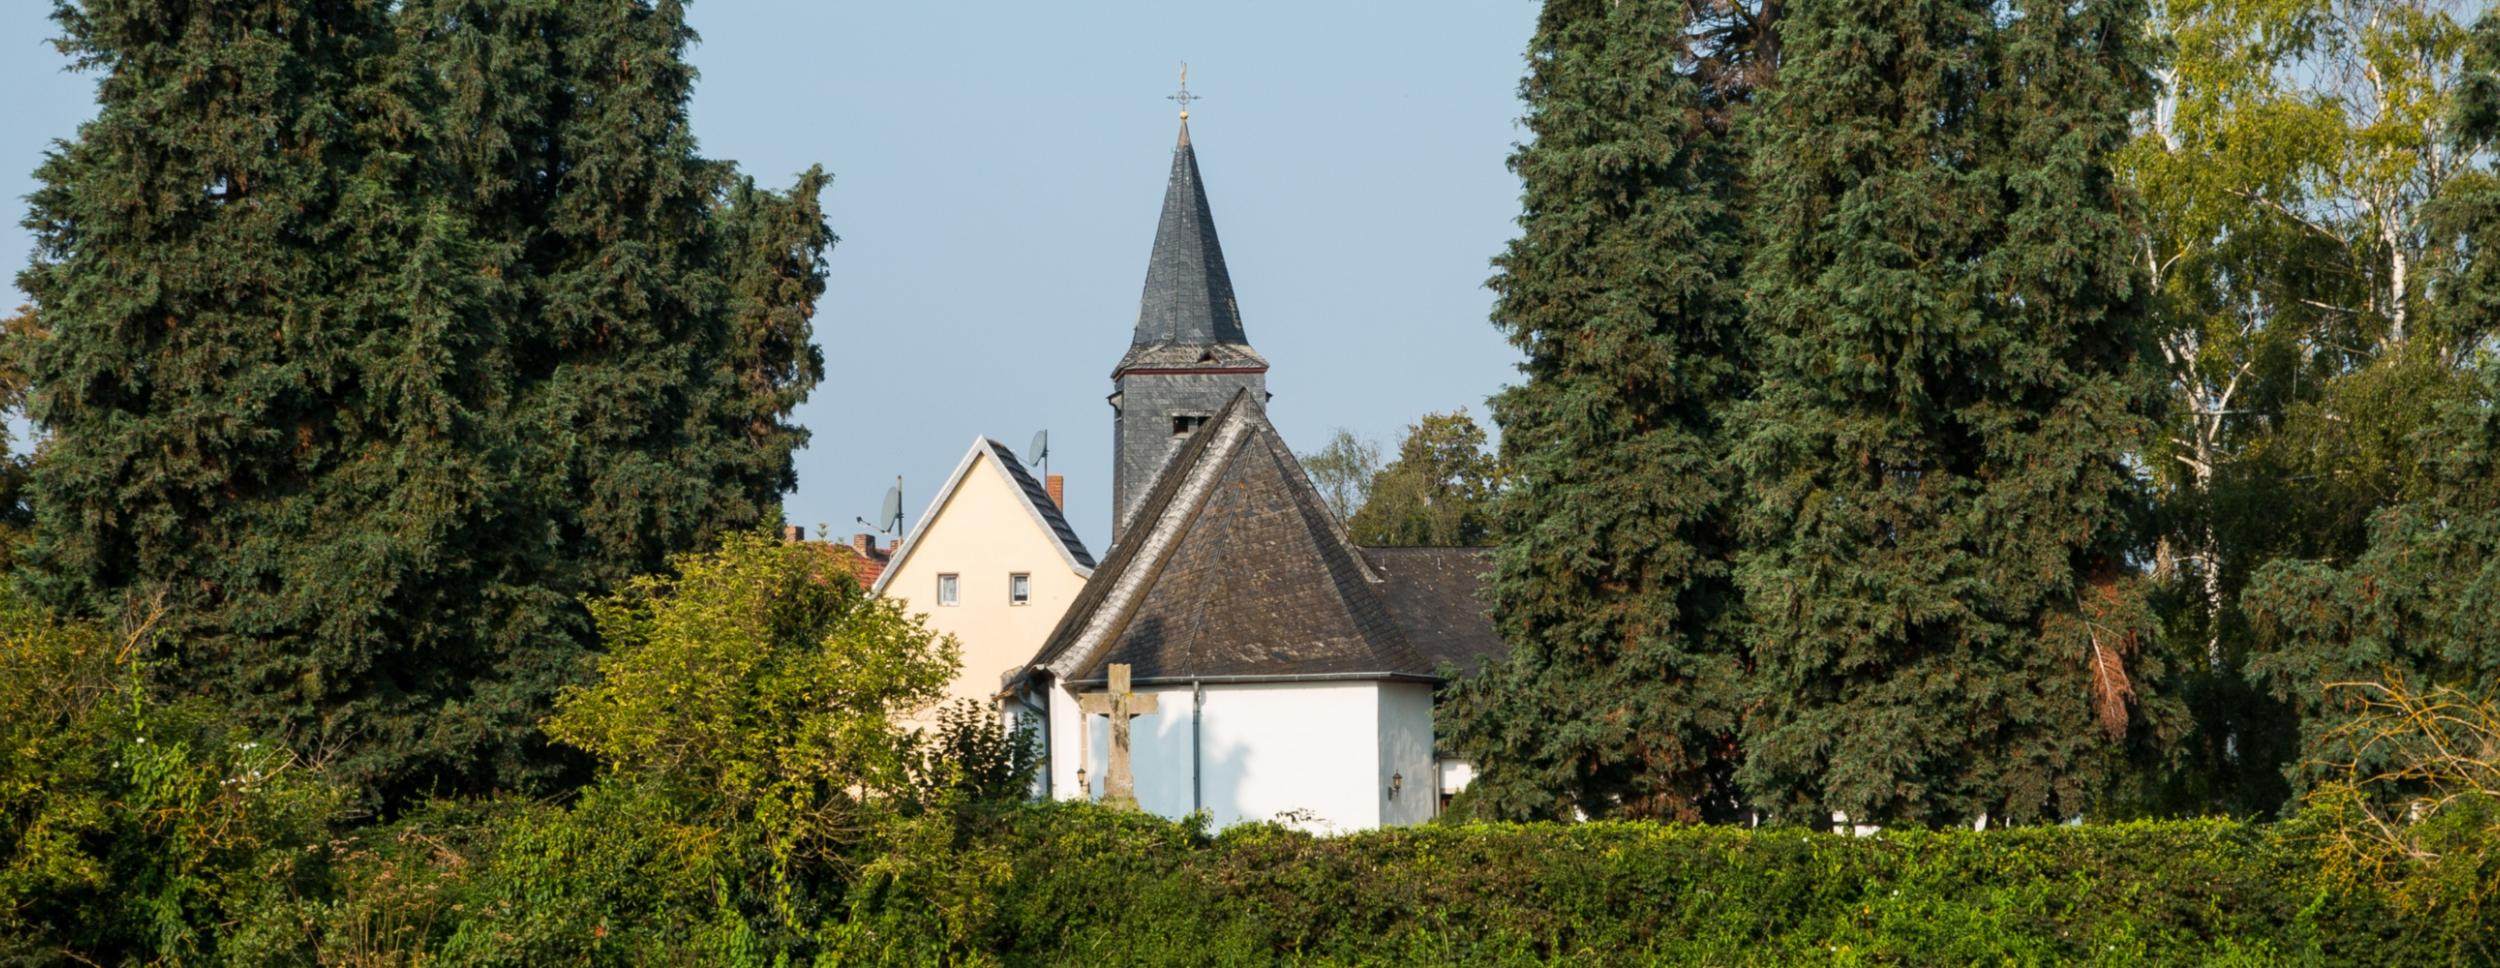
[984,438,1096,569]
[871,436,1095,597]
[1029,391,1444,686]
[1030,390,1258,677]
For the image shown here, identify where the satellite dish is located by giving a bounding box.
[1027,430,1050,477]
[879,477,904,535]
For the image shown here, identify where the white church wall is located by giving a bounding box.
[1000,680,1059,799]
[1041,677,1086,801]
[1122,685,1197,818]
[1376,681,1437,827]
[1056,680,1389,832]
[1198,682,1382,832]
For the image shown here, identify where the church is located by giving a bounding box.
[898,109,1504,832]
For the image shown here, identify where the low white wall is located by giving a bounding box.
[1200,682,1382,831]
[1053,680,1389,832]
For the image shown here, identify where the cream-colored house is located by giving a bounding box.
[874,438,1095,715]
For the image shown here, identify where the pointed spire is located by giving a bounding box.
[1128,118,1248,352]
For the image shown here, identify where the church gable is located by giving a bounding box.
[1096,424,1423,682]
[1035,391,1437,687]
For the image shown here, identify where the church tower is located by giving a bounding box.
[1109,115,1266,541]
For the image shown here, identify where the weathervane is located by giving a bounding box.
[1168,62,1200,120]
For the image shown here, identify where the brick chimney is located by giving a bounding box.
[852,532,876,557]
[1046,474,1065,509]
[781,524,805,543]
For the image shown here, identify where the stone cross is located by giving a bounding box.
[1077,663,1159,809]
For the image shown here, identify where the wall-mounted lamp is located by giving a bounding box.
[1387,771,1404,801]
[1076,767,1090,800]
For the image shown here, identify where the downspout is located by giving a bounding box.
[1192,680,1205,815]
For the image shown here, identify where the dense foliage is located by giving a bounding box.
[1457,0,2500,825]
[27,795,2500,965]
[551,531,952,857]
[2243,18,2500,794]
[1446,0,1755,823]
[2245,358,2500,792]
[1343,410,1501,548]
[13,0,831,804]
[0,532,981,964]
[2117,0,2499,818]
[837,806,2494,966]
[0,584,341,965]
[1732,0,2176,826]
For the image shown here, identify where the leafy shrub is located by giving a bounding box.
[2297,677,2500,961]
[909,699,1043,807]
[264,531,963,967]
[0,588,344,965]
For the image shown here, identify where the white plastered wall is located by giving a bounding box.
[1053,680,1443,833]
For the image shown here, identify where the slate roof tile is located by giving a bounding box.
[985,439,1095,569]
[1115,121,1259,376]
[1032,392,1505,687]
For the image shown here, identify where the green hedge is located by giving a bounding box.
[22,785,2496,965]
[834,804,2493,967]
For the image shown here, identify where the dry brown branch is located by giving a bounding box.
[2076,574,2138,738]
[2308,676,2500,862]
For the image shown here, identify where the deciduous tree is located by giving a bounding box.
[1300,429,1382,524]
[2118,0,2492,814]
[1346,410,1499,547]
[2245,13,2500,795]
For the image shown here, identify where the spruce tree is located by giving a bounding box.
[1442,0,1755,821]
[1733,0,2175,826]
[17,0,830,802]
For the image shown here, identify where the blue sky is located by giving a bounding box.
[1,2,1536,551]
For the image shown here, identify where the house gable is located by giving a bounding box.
[878,438,1096,710]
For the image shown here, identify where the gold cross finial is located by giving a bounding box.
[1168,62,1199,120]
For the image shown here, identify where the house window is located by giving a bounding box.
[1171,414,1209,437]
[1009,573,1031,605]
[937,574,959,606]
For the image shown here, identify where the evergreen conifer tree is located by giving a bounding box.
[1733,0,2176,826]
[1442,0,1756,821]
[17,0,830,801]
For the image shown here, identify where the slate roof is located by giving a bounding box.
[1029,391,1503,687]
[1115,121,1266,377]
[870,437,1095,597]
[1360,547,1507,676]
[987,439,1096,569]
